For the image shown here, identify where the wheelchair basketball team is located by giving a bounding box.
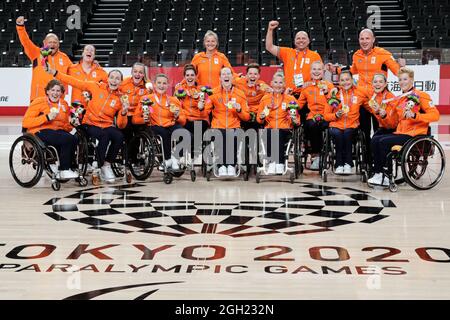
[10,17,445,191]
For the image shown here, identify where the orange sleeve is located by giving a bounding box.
[236,97,250,122]
[278,46,290,61]
[22,99,48,130]
[415,93,440,123]
[132,102,145,125]
[378,101,399,129]
[116,112,128,129]
[297,91,308,109]
[16,25,40,60]
[56,71,95,92]
[385,55,400,77]
[324,102,338,122]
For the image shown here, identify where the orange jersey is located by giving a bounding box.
[298,80,335,120]
[68,62,108,103]
[206,86,250,129]
[393,89,440,136]
[16,25,72,102]
[22,97,72,134]
[257,93,300,129]
[360,88,399,130]
[278,47,323,94]
[191,50,235,88]
[174,80,210,122]
[233,77,268,113]
[55,72,127,129]
[118,77,148,116]
[350,47,400,91]
[132,94,186,127]
[324,87,364,130]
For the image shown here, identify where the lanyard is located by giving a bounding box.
[293,50,307,74]
[154,93,169,107]
[382,89,414,104]
[340,90,354,108]
[271,92,284,109]
[47,98,64,112]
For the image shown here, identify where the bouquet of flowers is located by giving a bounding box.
[405,93,420,112]
[327,91,341,108]
[40,46,51,68]
[200,85,213,96]
[69,101,85,127]
[174,88,187,99]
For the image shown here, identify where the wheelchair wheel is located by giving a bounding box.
[255,171,261,183]
[190,170,196,182]
[51,181,61,191]
[9,135,44,188]
[77,177,88,187]
[289,171,295,184]
[163,173,173,184]
[128,131,155,180]
[401,136,445,190]
[74,128,89,178]
[294,127,303,178]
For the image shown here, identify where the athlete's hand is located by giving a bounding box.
[16,16,25,26]
[268,20,279,30]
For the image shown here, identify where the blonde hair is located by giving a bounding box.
[155,73,169,82]
[272,71,285,82]
[398,67,414,79]
[203,30,219,49]
[372,73,387,83]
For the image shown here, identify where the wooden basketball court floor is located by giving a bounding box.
[0,116,449,300]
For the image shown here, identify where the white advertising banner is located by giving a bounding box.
[387,65,440,104]
[0,67,131,108]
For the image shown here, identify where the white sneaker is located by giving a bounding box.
[101,165,115,182]
[335,166,344,174]
[380,174,389,186]
[218,165,227,176]
[164,159,172,169]
[267,162,276,174]
[310,157,320,170]
[227,165,236,176]
[368,173,382,184]
[171,157,180,170]
[58,169,78,180]
[50,164,58,175]
[276,163,284,174]
[343,163,352,174]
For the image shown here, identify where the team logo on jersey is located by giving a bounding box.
[371,56,376,64]
[305,58,310,64]
[110,100,116,107]
[214,57,219,64]
[92,71,97,78]
[352,96,358,104]
[139,89,145,95]
[59,58,64,66]
[99,94,104,99]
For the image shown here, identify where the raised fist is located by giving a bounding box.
[268,20,279,30]
[16,16,25,26]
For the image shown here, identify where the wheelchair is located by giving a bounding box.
[203,129,250,181]
[298,121,329,172]
[319,127,368,183]
[255,127,302,184]
[9,129,89,191]
[129,128,195,184]
[76,125,132,186]
[381,134,445,192]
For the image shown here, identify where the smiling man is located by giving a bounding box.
[265,20,323,98]
[16,16,72,103]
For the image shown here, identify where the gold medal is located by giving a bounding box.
[50,107,59,114]
[169,104,179,113]
[120,95,129,104]
[342,105,349,114]
[263,107,270,117]
[227,102,234,109]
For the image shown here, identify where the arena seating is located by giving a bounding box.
[0,0,449,67]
